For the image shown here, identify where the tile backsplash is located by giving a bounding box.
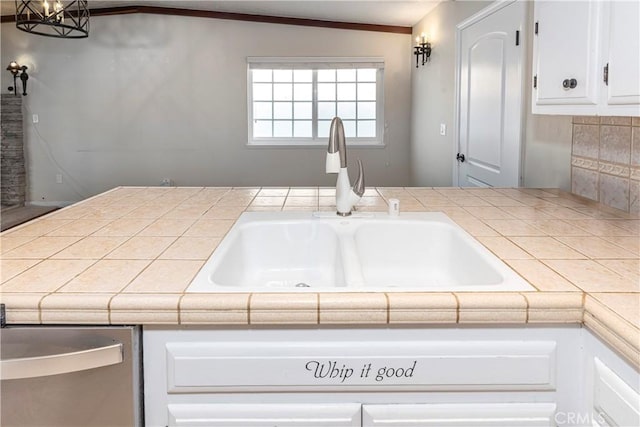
[571,116,640,214]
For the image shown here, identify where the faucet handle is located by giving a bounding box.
[352,159,365,197]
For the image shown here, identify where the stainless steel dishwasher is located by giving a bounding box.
[0,324,143,427]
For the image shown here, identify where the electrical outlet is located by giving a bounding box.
[160,178,174,186]
[439,123,446,136]
[32,114,39,123]
[55,173,63,184]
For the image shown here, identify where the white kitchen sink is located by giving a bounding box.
[187,212,534,292]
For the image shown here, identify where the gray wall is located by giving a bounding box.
[410,0,572,190]
[410,0,491,187]
[1,14,412,205]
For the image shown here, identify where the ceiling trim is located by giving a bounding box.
[1,5,412,34]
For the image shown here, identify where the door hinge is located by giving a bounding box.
[533,75,537,89]
[534,21,539,35]
[516,30,520,46]
[1,304,5,328]
[603,63,609,85]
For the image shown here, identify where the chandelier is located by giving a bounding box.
[15,1,89,38]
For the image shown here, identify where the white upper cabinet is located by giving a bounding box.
[602,0,640,114]
[532,0,640,116]
[532,1,601,113]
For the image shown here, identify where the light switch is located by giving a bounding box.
[32,114,39,123]
[439,123,446,136]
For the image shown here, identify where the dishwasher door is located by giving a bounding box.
[0,326,142,427]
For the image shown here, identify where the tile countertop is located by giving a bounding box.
[1,187,639,367]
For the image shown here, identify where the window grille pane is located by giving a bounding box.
[274,102,293,120]
[337,83,356,101]
[318,83,336,101]
[357,83,376,101]
[318,69,336,82]
[318,120,332,138]
[357,69,377,82]
[274,121,293,137]
[254,120,272,137]
[294,70,312,82]
[294,121,312,137]
[273,83,293,101]
[357,120,376,138]
[253,69,272,82]
[254,102,272,120]
[357,102,376,119]
[337,102,356,119]
[337,69,356,82]
[253,83,273,101]
[294,102,312,119]
[318,102,336,120]
[343,120,356,138]
[248,60,383,145]
[273,69,293,82]
[293,83,312,101]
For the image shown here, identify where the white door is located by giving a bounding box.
[456,0,526,187]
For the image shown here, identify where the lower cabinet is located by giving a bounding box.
[143,326,638,427]
[584,332,640,427]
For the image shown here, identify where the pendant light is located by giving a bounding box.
[15,1,89,38]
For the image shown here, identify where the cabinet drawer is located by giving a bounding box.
[362,403,557,427]
[166,340,556,393]
[168,403,361,427]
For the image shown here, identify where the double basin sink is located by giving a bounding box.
[187,212,533,292]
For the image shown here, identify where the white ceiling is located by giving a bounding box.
[0,0,441,27]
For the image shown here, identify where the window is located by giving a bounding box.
[247,57,384,146]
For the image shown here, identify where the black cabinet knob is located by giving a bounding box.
[456,153,466,163]
[563,78,578,89]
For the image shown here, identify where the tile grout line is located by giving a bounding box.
[452,293,460,324]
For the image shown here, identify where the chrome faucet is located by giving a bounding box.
[325,117,365,216]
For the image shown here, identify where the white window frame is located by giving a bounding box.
[247,57,385,147]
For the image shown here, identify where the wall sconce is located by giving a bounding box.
[6,61,29,96]
[414,33,432,68]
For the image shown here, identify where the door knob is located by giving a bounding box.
[456,153,465,163]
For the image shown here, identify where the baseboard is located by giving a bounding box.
[26,201,76,208]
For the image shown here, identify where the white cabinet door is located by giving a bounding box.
[592,358,640,427]
[532,1,601,114]
[167,403,361,427]
[601,0,640,115]
[362,403,557,427]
